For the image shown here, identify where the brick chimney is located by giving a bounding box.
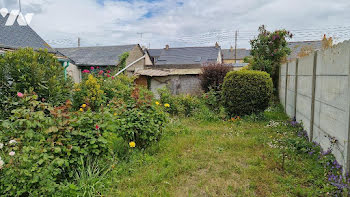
[165,44,169,50]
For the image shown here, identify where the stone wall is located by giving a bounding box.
[150,75,202,98]
[126,45,145,73]
[279,40,350,173]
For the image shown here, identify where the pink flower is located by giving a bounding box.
[17,92,24,98]
[82,69,90,73]
[98,70,104,75]
[107,74,111,78]
[111,76,115,79]
[95,125,100,130]
[96,66,100,69]
[9,151,15,156]
[90,67,95,70]
[107,70,111,74]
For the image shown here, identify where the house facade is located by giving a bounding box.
[57,44,149,83]
[132,44,222,97]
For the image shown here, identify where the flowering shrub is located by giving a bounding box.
[106,87,168,149]
[0,48,73,119]
[0,94,109,196]
[73,74,105,111]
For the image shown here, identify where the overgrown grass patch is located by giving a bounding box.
[108,106,338,196]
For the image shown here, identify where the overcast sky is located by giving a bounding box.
[1,0,350,49]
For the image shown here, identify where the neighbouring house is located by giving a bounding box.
[0,14,74,80]
[0,14,54,54]
[222,47,251,64]
[287,40,322,61]
[57,44,151,83]
[132,44,222,97]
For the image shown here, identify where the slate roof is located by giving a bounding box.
[57,45,137,66]
[148,49,162,58]
[149,46,220,66]
[222,48,251,60]
[135,68,202,77]
[288,40,322,60]
[0,14,53,52]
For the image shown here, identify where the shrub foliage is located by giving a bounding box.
[222,70,273,116]
[0,48,73,119]
[200,63,232,92]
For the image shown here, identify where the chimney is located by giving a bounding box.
[165,44,169,50]
[78,37,81,47]
[215,42,220,48]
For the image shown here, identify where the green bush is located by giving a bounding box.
[0,48,73,119]
[0,94,109,196]
[107,87,168,149]
[202,88,221,113]
[157,87,181,115]
[222,70,273,116]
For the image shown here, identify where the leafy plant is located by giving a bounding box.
[222,70,273,116]
[249,25,292,92]
[200,63,232,92]
[0,48,73,119]
[0,94,110,196]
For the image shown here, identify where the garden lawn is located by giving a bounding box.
[108,108,331,196]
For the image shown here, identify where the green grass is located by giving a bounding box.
[107,107,334,196]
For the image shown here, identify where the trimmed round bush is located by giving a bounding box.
[222,70,273,116]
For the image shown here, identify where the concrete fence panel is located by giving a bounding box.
[279,40,350,173]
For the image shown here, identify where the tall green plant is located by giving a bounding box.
[249,25,292,92]
[0,48,73,119]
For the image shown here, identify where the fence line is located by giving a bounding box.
[279,40,350,173]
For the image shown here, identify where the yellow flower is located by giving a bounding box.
[114,113,117,116]
[82,104,87,108]
[155,101,160,105]
[79,108,84,112]
[129,141,136,148]
[164,103,170,108]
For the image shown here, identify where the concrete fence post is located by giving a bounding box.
[294,59,299,119]
[285,63,289,113]
[346,50,350,174]
[309,51,318,142]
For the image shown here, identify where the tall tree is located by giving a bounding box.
[249,25,293,93]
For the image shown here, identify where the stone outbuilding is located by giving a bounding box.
[131,44,222,97]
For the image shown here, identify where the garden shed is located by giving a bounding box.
[134,45,222,97]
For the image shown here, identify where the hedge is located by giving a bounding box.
[222,70,273,116]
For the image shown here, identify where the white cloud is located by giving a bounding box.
[1,0,350,49]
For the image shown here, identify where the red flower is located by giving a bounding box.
[82,69,90,73]
[107,70,111,74]
[98,70,104,75]
[95,125,100,130]
[96,66,100,69]
[111,76,115,79]
[107,74,111,78]
[90,66,95,70]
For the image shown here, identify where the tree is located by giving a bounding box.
[249,25,293,93]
